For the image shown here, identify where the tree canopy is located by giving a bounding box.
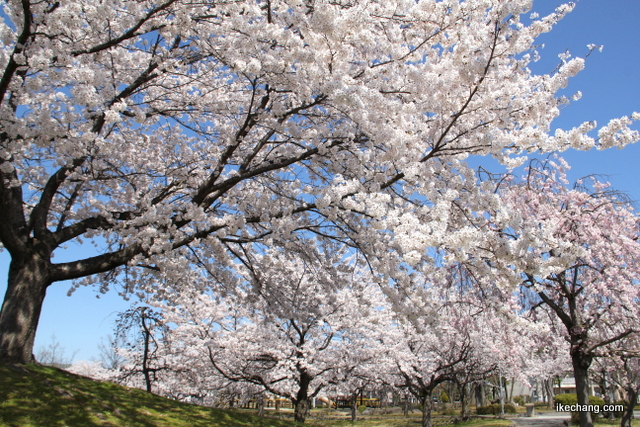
[1,0,638,374]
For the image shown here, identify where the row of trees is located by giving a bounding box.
[70,160,640,427]
[70,245,539,425]
[1,2,639,427]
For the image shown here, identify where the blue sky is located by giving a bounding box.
[0,0,639,362]
[522,0,640,194]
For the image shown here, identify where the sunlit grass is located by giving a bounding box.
[594,419,640,427]
[8,364,628,427]
[0,363,298,427]
[305,412,514,427]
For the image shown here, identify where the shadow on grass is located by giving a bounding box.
[0,364,298,427]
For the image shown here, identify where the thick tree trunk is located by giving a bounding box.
[509,377,515,404]
[421,390,434,427]
[0,255,50,364]
[596,372,615,420]
[620,387,638,427]
[475,382,486,407]
[403,394,410,416]
[545,378,555,409]
[257,392,265,417]
[351,391,358,422]
[572,351,594,427]
[293,398,310,423]
[293,370,312,423]
[459,382,470,420]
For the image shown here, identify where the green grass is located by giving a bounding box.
[305,412,514,427]
[0,363,299,427]
[594,420,640,427]
[0,365,579,427]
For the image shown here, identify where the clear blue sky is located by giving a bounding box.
[520,0,640,197]
[0,0,639,362]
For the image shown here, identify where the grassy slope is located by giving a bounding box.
[5,364,631,427]
[0,364,298,427]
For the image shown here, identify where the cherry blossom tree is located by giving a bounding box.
[96,334,127,372]
[66,359,114,382]
[520,313,571,409]
[430,265,528,418]
[110,306,173,394]
[592,335,640,427]
[384,279,509,427]
[471,159,640,427]
[332,365,384,423]
[154,242,389,424]
[611,355,640,427]
[2,0,639,364]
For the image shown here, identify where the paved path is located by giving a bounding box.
[510,409,640,427]
[510,412,570,427]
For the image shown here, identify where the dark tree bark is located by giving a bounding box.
[571,349,594,427]
[526,269,635,427]
[421,389,434,427]
[475,382,486,407]
[0,254,50,363]
[620,386,638,427]
[0,221,140,364]
[257,392,265,417]
[113,307,168,394]
[458,381,471,420]
[545,378,555,410]
[140,312,154,393]
[292,370,312,423]
[293,398,310,424]
[403,394,411,416]
[351,391,358,422]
